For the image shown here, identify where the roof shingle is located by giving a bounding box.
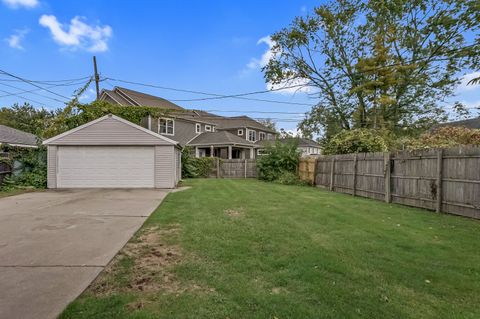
[0,125,38,147]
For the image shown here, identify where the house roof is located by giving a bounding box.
[100,87,185,110]
[256,137,321,148]
[43,114,179,147]
[188,131,256,147]
[198,115,276,133]
[436,117,480,129]
[0,125,38,147]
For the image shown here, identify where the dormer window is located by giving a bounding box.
[238,129,243,135]
[247,129,256,142]
[205,125,212,132]
[159,118,174,135]
[195,123,201,133]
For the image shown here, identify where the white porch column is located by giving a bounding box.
[210,145,214,157]
[228,146,232,159]
[249,148,254,159]
[195,146,199,158]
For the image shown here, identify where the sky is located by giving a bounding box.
[0,0,479,134]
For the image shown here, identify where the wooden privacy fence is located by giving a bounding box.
[299,147,480,219]
[210,159,257,178]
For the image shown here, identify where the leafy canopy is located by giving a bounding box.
[264,0,480,141]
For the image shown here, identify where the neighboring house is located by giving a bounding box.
[435,117,480,129]
[43,114,181,189]
[99,86,276,159]
[0,125,38,148]
[256,137,322,157]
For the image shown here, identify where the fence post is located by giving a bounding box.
[384,152,392,203]
[312,158,318,186]
[436,149,443,213]
[352,154,357,196]
[216,158,220,178]
[244,159,247,179]
[329,156,336,191]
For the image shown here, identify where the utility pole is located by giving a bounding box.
[93,56,100,100]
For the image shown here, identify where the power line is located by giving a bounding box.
[0,79,91,100]
[0,69,72,101]
[0,88,45,106]
[0,75,91,85]
[106,42,478,106]
[202,109,306,115]
[105,78,316,107]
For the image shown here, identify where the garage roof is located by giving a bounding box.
[43,114,180,147]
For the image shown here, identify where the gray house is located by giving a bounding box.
[256,137,322,157]
[0,125,38,148]
[43,114,181,189]
[99,86,276,159]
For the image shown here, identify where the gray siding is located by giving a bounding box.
[47,145,57,189]
[155,145,176,188]
[49,117,173,146]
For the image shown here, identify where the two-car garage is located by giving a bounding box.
[44,115,181,189]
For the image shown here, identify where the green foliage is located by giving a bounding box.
[0,103,57,138]
[257,140,301,181]
[400,126,480,150]
[275,171,309,186]
[1,146,47,190]
[181,147,216,178]
[324,129,390,154]
[44,101,171,138]
[265,0,480,141]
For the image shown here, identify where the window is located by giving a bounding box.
[159,118,174,135]
[247,129,256,142]
[238,129,244,135]
[267,133,273,140]
[195,123,201,133]
[205,125,212,132]
[212,126,216,132]
[259,132,266,141]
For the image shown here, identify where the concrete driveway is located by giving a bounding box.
[0,188,170,319]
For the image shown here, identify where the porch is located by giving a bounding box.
[194,145,256,159]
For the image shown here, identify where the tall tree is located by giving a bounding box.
[263,0,480,140]
[0,103,57,138]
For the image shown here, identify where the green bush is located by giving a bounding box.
[181,147,216,178]
[257,140,301,181]
[275,171,308,186]
[1,146,47,190]
[324,129,390,154]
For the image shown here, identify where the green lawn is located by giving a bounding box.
[61,179,480,319]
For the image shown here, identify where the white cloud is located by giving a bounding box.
[246,36,275,70]
[78,88,96,102]
[1,0,38,9]
[245,35,312,95]
[5,29,28,50]
[300,6,307,13]
[39,15,112,52]
[456,71,480,93]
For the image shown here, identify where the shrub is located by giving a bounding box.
[275,171,308,186]
[1,146,47,190]
[181,147,216,178]
[324,129,390,154]
[401,126,480,150]
[257,140,301,181]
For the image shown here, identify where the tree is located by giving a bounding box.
[257,118,277,131]
[264,0,480,140]
[0,103,57,138]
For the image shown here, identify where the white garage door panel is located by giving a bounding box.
[57,146,154,188]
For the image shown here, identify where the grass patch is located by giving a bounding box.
[61,179,480,319]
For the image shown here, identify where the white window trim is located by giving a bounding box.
[212,126,216,132]
[259,132,266,141]
[158,118,175,136]
[195,123,201,133]
[267,133,272,140]
[247,129,256,142]
[238,129,244,135]
[205,125,212,132]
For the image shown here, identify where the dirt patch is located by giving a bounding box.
[271,287,288,295]
[224,207,245,218]
[88,224,210,296]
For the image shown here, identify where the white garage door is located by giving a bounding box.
[57,146,155,188]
